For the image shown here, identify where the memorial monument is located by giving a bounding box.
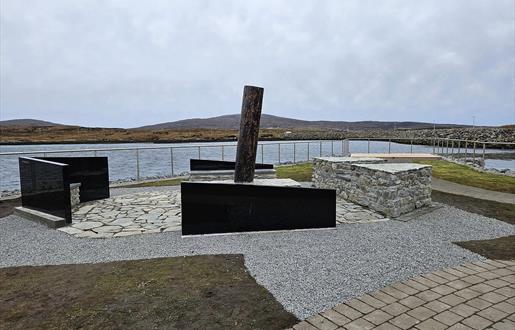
[181,85,336,235]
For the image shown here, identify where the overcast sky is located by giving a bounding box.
[1,0,514,128]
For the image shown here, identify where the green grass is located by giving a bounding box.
[417,160,515,194]
[276,162,313,182]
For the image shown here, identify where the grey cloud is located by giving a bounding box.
[1,0,513,127]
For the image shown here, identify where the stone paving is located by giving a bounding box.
[288,259,515,330]
[58,191,182,238]
[57,191,388,238]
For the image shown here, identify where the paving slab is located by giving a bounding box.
[292,260,515,329]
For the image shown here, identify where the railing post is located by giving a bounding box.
[451,140,454,157]
[432,138,435,154]
[221,145,224,161]
[198,146,201,159]
[320,140,322,157]
[482,143,486,163]
[410,139,413,153]
[457,141,461,158]
[136,149,140,180]
[341,140,344,156]
[331,140,334,156]
[367,139,370,153]
[473,142,476,163]
[464,141,468,160]
[307,142,310,160]
[170,148,174,176]
[94,150,98,157]
[261,144,264,164]
[446,139,449,155]
[278,144,281,164]
[388,139,391,154]
[293,142,296,163]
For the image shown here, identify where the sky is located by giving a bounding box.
[1,0,514,128]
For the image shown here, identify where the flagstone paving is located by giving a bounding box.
[288,259,515,330]
[57,191,388,238]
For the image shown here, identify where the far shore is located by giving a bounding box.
[1,126,514,149]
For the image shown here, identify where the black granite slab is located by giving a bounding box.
[42,157,109,202]
[181,182,336,235]
[19,157,72,222]
[190,159,273,171]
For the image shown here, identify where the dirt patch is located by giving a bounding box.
[455,236,515,260]
[0,255,298,330]
[0,197,20,218]
[432,190,515,225]
[433,191,515,260]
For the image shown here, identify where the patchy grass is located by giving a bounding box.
[0,197,20,218]
[433,190,515,260]
[455,236,515,260]
[417,160,515,194]
[276,163,313,182]
[0,255,298,329]
[432,190,515,225]
[118,177,187,188]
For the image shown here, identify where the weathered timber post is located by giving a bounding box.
[234,85,264,183]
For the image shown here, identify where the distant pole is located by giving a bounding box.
[472,116,476,128]
[234,85,264,183]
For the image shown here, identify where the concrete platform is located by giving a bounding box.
[351,153,442,162]
[14,207,67,229]
[199,178,301,187]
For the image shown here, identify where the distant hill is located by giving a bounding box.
[0,119,64,127]
[136,114,469,131]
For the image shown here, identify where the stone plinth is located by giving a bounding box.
[313,157,432,218]
[313,157,386,196]
[189,169,276,182]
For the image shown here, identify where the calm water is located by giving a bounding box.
[484,159,515,171]
[1,140,513,192]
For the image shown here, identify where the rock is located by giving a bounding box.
[72,221,103,230]
[93,225,122,233]
[57,227,83,235]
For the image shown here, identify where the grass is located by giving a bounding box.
[432,190,515,225]
[276,162,313,182]
[0,255,298,329]
[432,190,515,260]
[417,160,515,194]
[0,197,20,218]
[455,236,515,260]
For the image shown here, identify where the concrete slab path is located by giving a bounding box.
[432,178,515,205]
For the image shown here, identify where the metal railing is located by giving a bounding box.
[428,137,515,165]
[1,137,513,187]
[0,140,350,182]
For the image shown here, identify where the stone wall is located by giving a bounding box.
[313,157,432,218]
[70,183,81,209]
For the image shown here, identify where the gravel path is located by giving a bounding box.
[0,198,513,319]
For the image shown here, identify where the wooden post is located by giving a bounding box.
[234,85,264,183]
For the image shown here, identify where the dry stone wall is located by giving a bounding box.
[313,157,432,218]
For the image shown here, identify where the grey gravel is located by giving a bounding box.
[0,200,513,319]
